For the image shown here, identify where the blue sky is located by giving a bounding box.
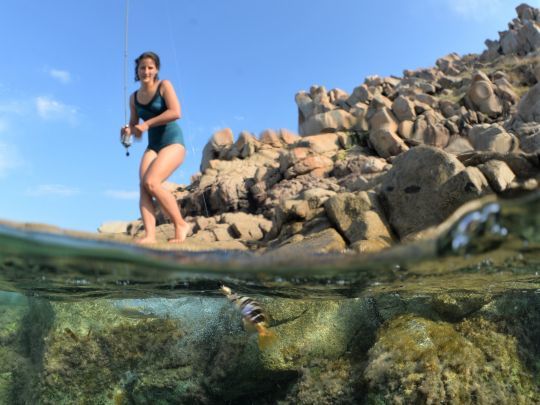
[0,0,537,232]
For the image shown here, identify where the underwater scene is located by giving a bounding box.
[0,192,539,404]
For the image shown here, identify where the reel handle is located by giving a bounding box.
[121,125,132,157]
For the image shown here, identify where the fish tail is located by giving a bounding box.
[256,324,278,350]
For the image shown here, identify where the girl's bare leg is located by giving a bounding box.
[141,144,189,243]
[137,149,158,244]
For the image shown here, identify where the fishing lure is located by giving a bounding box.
[220,285,277,349]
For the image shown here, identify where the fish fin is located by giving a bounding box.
[256,325,278,350]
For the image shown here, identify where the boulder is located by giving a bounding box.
[369,129,409,158]
[97,221,132,234]
[379,146,476,239]
[477,160,517,193]
[346,84,374,105]
[299,133,341,154]
[517,83,540,122]
[200,128,234,171]
[279,129,300,145]
[233,131,260,159]
[269,228,346,255]
[369,107,399,132]
[259,129,283,148]
[295,91,315,120]
[520,132,540,153]
[468,124,515,153]
[300,110,357,135]
[324,192,393,248]
[465,72,503,117]
[391,96,416,122]
[444,136,474,155]
[286,154,334,179]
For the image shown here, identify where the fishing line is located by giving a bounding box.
[166,0,210,217]
[123,0,129,125]
[120,0,132,156]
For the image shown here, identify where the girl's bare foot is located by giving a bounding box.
[135,236,157,245]
[168,222,190,244]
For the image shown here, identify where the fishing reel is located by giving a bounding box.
[121,125,132,156]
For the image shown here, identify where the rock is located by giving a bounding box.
[280,199,312,221]
[233,131,260,158]
[211,224,235,242]
[477,160,516,192]
[300,110,357,135]
[349,103,369,131]
[369,129,409,158]
[310,85,335,115]
[97,220,133,234]
[457,151,540,179]
[328,88,349,106]
[379,146,473,239]
[201,128,234,171]
[435,52,465,75]
[364,315,536,404]
[229,222,263,241]
[346,84,374,105]
[286,154,334,179]
[302,188,337,209]
[279,129,300,145]
[520,131,540,153]
[259,129,283,148]
[296,91,315,121]
[465,72,503,117]
[391,96,416,122]
[468,124,515,153]
[269,228,346,255]
[397,120,414,139]
[299,133,341,154]
[517,83,540,122]
[193,216,217,233]
[369,107,399,134]
[444,136,474,155]
[412,118,450,148]
[438,166,491,211]
[324,192,393,248]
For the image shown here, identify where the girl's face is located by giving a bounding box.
[138,58,158,83]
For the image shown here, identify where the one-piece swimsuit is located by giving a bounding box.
[134,81,185,152]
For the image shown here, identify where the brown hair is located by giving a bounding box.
[134,51,160,82]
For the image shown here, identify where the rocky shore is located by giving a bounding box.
[100,3,540,256]
[0,5,539,404]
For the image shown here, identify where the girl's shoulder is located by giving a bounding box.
[160,79,174,89]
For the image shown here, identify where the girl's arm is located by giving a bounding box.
[137,80,181,131]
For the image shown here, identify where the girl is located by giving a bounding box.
[121,51,189,244]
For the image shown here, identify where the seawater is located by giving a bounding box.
[0,192,539,404]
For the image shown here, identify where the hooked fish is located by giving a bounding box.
[220,285,277,350]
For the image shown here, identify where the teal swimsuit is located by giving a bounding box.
[134,81,185,152]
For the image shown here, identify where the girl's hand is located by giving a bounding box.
[133,122,148,138]
[120,125,131,137]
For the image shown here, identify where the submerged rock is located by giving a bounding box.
[364,315,538,404]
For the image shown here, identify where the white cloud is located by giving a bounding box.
[35,96,78,124]
[26,184,80,197]
[49,69,71,84]
[233,115,245,121]
[104,190,139,200]
[0,142,23,177]
[444,0,504,20]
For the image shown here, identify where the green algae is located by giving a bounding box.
[364,314,539,404]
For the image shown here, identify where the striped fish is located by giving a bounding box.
[220,285,277,349]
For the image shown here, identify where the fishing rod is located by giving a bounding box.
[120,0,132,156]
